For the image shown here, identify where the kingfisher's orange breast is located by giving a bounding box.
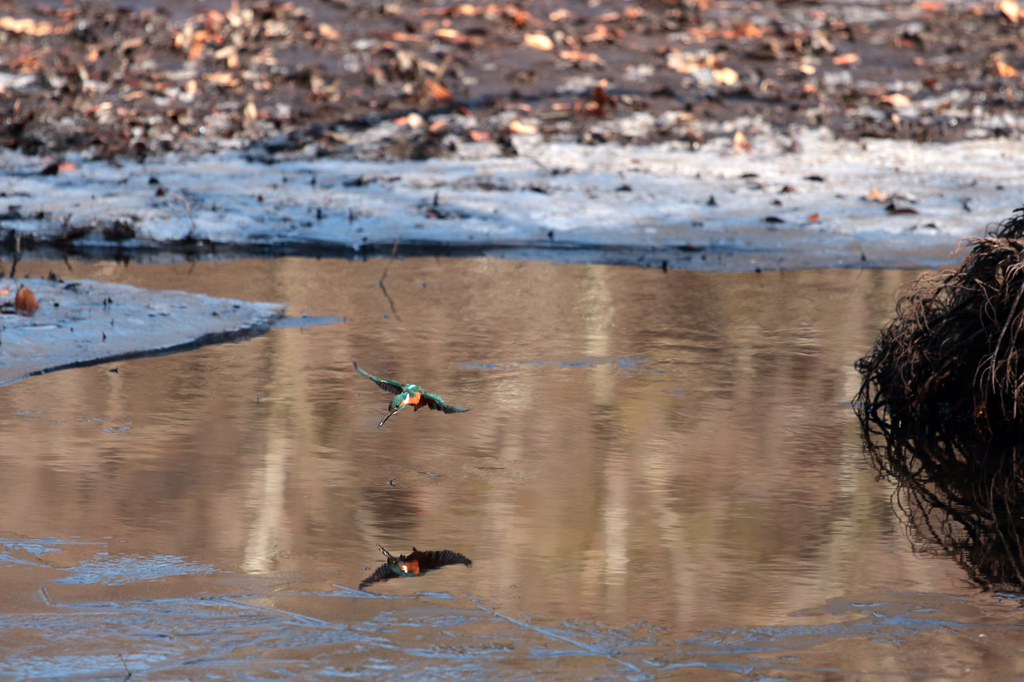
[407,391,422,405]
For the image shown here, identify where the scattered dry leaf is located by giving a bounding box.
[15,285,38,314]
[468,129,490,141]
[725,22,764,38]
[918,0,945,10]
[0,16,57,36]
[799,63,816,75]
[427,118,449,134]
[808,212,820,222]
[423,78,452,101]
[549,8,572,21]
[868,187,890,202]
[733,130,752,151]
[385,31,422,42]
[712,67,739,85]
[524,33,554,50]
[119,36,145,53]
[558,50,604,65]
[0,287,9,296]
[509,120,538,134]
[243,101,258,126]
[994,58,1019,77]
[881,93,912,107]
[1000,0,1020,22]
[318,23,340,40]
[832,53,860,66]
[205,72,240,86]
[435,27,472,44]
[666,52,699,73]
[395,112,425,128]
[583,24,614,42]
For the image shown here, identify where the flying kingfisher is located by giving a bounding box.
[359,544,472,590]
[354,362,469,428]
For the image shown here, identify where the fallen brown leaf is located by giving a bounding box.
[666,52,699,74]
[319,23,341,40]
[558,50,604,65]
[583,24,613,42]
[881,93,912,107]
[868,187,890,202]
[509,120,538,134]
[712,67,739,85]
[243,101,259,127]
[15,285,38,314]
[119,37,145,53]
[0,16,57,36]
[385,31,422,42]
[1000,0,1020,22]
[808,212,820,222]
[205,72,240,87]
[0,287,9,296]
[832,53,860,66]
[395,112,425,128]
[733,131,752,151]
[524,33,554,50]
[423,79,452,101]
[994,58,1019,77]
[435,28,472,44]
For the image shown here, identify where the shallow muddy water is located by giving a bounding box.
[2,257,1023,680]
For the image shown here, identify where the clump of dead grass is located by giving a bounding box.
[857,207,1024,440]
[856,206,1024,591]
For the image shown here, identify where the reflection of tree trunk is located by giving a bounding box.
[603,453,630,590]
[242,259,310,574]
[242,432,291,574]
[582,267,630,591]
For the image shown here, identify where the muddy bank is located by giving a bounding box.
[1,130,1021,271]
[1,0,1022,163]
[0,276,283,385]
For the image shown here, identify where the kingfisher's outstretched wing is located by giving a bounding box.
[359,563,400,590]
[421,391,469,414]
[354,362,405,395]
[411,548,473,571]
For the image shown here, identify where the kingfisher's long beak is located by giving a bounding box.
[378,409,398,428]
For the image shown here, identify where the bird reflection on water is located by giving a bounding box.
[359,544,472,591]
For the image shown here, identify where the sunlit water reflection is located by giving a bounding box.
[1,258,1021,679]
